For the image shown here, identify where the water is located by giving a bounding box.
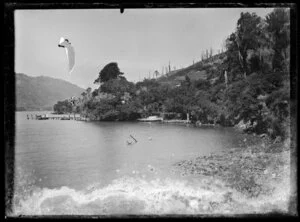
[12,111,264,215]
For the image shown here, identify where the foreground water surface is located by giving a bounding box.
[13,111,262,215]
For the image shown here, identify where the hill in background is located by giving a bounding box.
[16,73,84,111]
[157,52,227,86]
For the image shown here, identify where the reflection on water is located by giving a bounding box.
[13,111,263,215]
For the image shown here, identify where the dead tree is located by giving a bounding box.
[210,47,213,58]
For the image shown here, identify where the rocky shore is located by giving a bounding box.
[173,138,295,214]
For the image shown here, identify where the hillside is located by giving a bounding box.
[16,73,84,111]
[157,52,227,86]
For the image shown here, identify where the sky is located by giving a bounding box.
[15,8,274,89]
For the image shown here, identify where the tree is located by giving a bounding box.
[201,51,205,61]
[209,47,213,58]
[100,78,135,99]
[235,12,262,77]
[94,62,124,84]
[86,87,92,99]
[193,79,211,91]
[225,33,243,81]
[225,12,262,79]
[266,8,290,72]
[184,75,191,87]
[53,99,73,114]
[92,88,99,97]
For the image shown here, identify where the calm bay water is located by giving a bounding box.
[13,111,261,215]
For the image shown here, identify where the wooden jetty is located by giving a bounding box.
[48,116,89,121]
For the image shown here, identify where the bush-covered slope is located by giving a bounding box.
[157,53,227,86]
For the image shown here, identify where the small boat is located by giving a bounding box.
[137,115,163,122]
[38,117,49,120]
[36,115,49,120]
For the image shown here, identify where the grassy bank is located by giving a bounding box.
[173,138,295,214]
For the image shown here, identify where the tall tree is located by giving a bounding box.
[225,12,262,79]
[94,62,124,84]
[86,87,92,99]
[209,47,213,58]
[225,33,243,81]
[235,12,262,77]
[266,8,290,72]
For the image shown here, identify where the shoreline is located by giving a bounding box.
[22,112,268,139]
[172,138,294,214]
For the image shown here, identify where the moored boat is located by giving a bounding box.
[137,115,163,122]
[36,115,49,120]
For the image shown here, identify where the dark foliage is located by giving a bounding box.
[94,62,124,84]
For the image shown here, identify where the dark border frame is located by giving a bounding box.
[4,1,298,219]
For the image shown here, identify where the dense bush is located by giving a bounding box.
[53,99,73,114]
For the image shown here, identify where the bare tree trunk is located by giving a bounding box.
[224,70,228,88]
